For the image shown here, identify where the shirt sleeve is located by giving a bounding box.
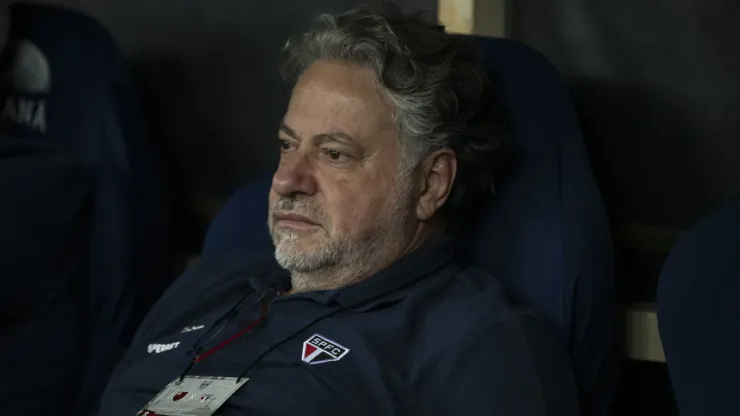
[412,314,580,416]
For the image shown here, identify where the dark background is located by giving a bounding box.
[512,0,740,230]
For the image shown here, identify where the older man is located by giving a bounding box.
[97,5,578,416]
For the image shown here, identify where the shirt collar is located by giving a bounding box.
[298,236,455,307]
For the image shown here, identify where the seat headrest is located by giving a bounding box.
[657,195,740,415]
[203,35,615,415]
[0,3,136,171]
[451,35,613,326]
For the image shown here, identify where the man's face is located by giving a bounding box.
[268,60,417,277]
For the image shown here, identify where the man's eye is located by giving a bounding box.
[323,149,349,162]
[279,140,293,151]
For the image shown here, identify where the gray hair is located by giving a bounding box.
[280,3,509,215]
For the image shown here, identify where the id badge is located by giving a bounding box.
[136,375,248,416]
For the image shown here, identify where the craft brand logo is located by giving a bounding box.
[147,341,180,354]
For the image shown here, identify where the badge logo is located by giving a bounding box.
[200,394,215,402]
[172,391,188,401]
[301,334,350,365]
[197,380,213,389]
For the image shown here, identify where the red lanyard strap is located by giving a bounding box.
[193,296,270,364]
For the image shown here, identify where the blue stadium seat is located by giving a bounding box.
[657,195,740,416]
[202,36,617,415]
[0,4,172,415]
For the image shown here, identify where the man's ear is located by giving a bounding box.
[416,148,457,221]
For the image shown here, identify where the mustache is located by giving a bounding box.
[270,198,328,226]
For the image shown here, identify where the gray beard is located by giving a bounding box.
[268,179,414,292]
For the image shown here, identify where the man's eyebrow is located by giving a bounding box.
[280,122,356,144]
[315,131,355,144]
[278,123,298,139]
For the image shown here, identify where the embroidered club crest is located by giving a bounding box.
[302,334,350,365]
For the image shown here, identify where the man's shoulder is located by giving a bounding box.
[417,264,562,355]
[424,265,528,326]
[134,250,282,342]
[409,265,579,414]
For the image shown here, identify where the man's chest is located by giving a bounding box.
[104,301,415,416]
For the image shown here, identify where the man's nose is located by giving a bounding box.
[272,153,317,197]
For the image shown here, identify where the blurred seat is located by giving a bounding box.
[0,4,173,415]
[658,195,740,416]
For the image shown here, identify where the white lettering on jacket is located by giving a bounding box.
[147,341,180,354]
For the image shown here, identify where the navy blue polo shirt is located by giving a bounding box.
[98,238,578,415]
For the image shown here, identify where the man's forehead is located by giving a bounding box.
[283,61,393,141]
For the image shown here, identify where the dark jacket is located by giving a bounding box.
[99,238,579,415]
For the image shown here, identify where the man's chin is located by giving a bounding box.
[274,241,334,273]
[274,233,321,255]
[276,237,313,252]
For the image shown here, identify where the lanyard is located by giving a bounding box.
[179,289,277,380]
[193,297,270,364]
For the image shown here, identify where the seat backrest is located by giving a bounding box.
[202,36,617,415]
[0,137,89,415]
[0,4,173,414]
[657,195,740,416]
